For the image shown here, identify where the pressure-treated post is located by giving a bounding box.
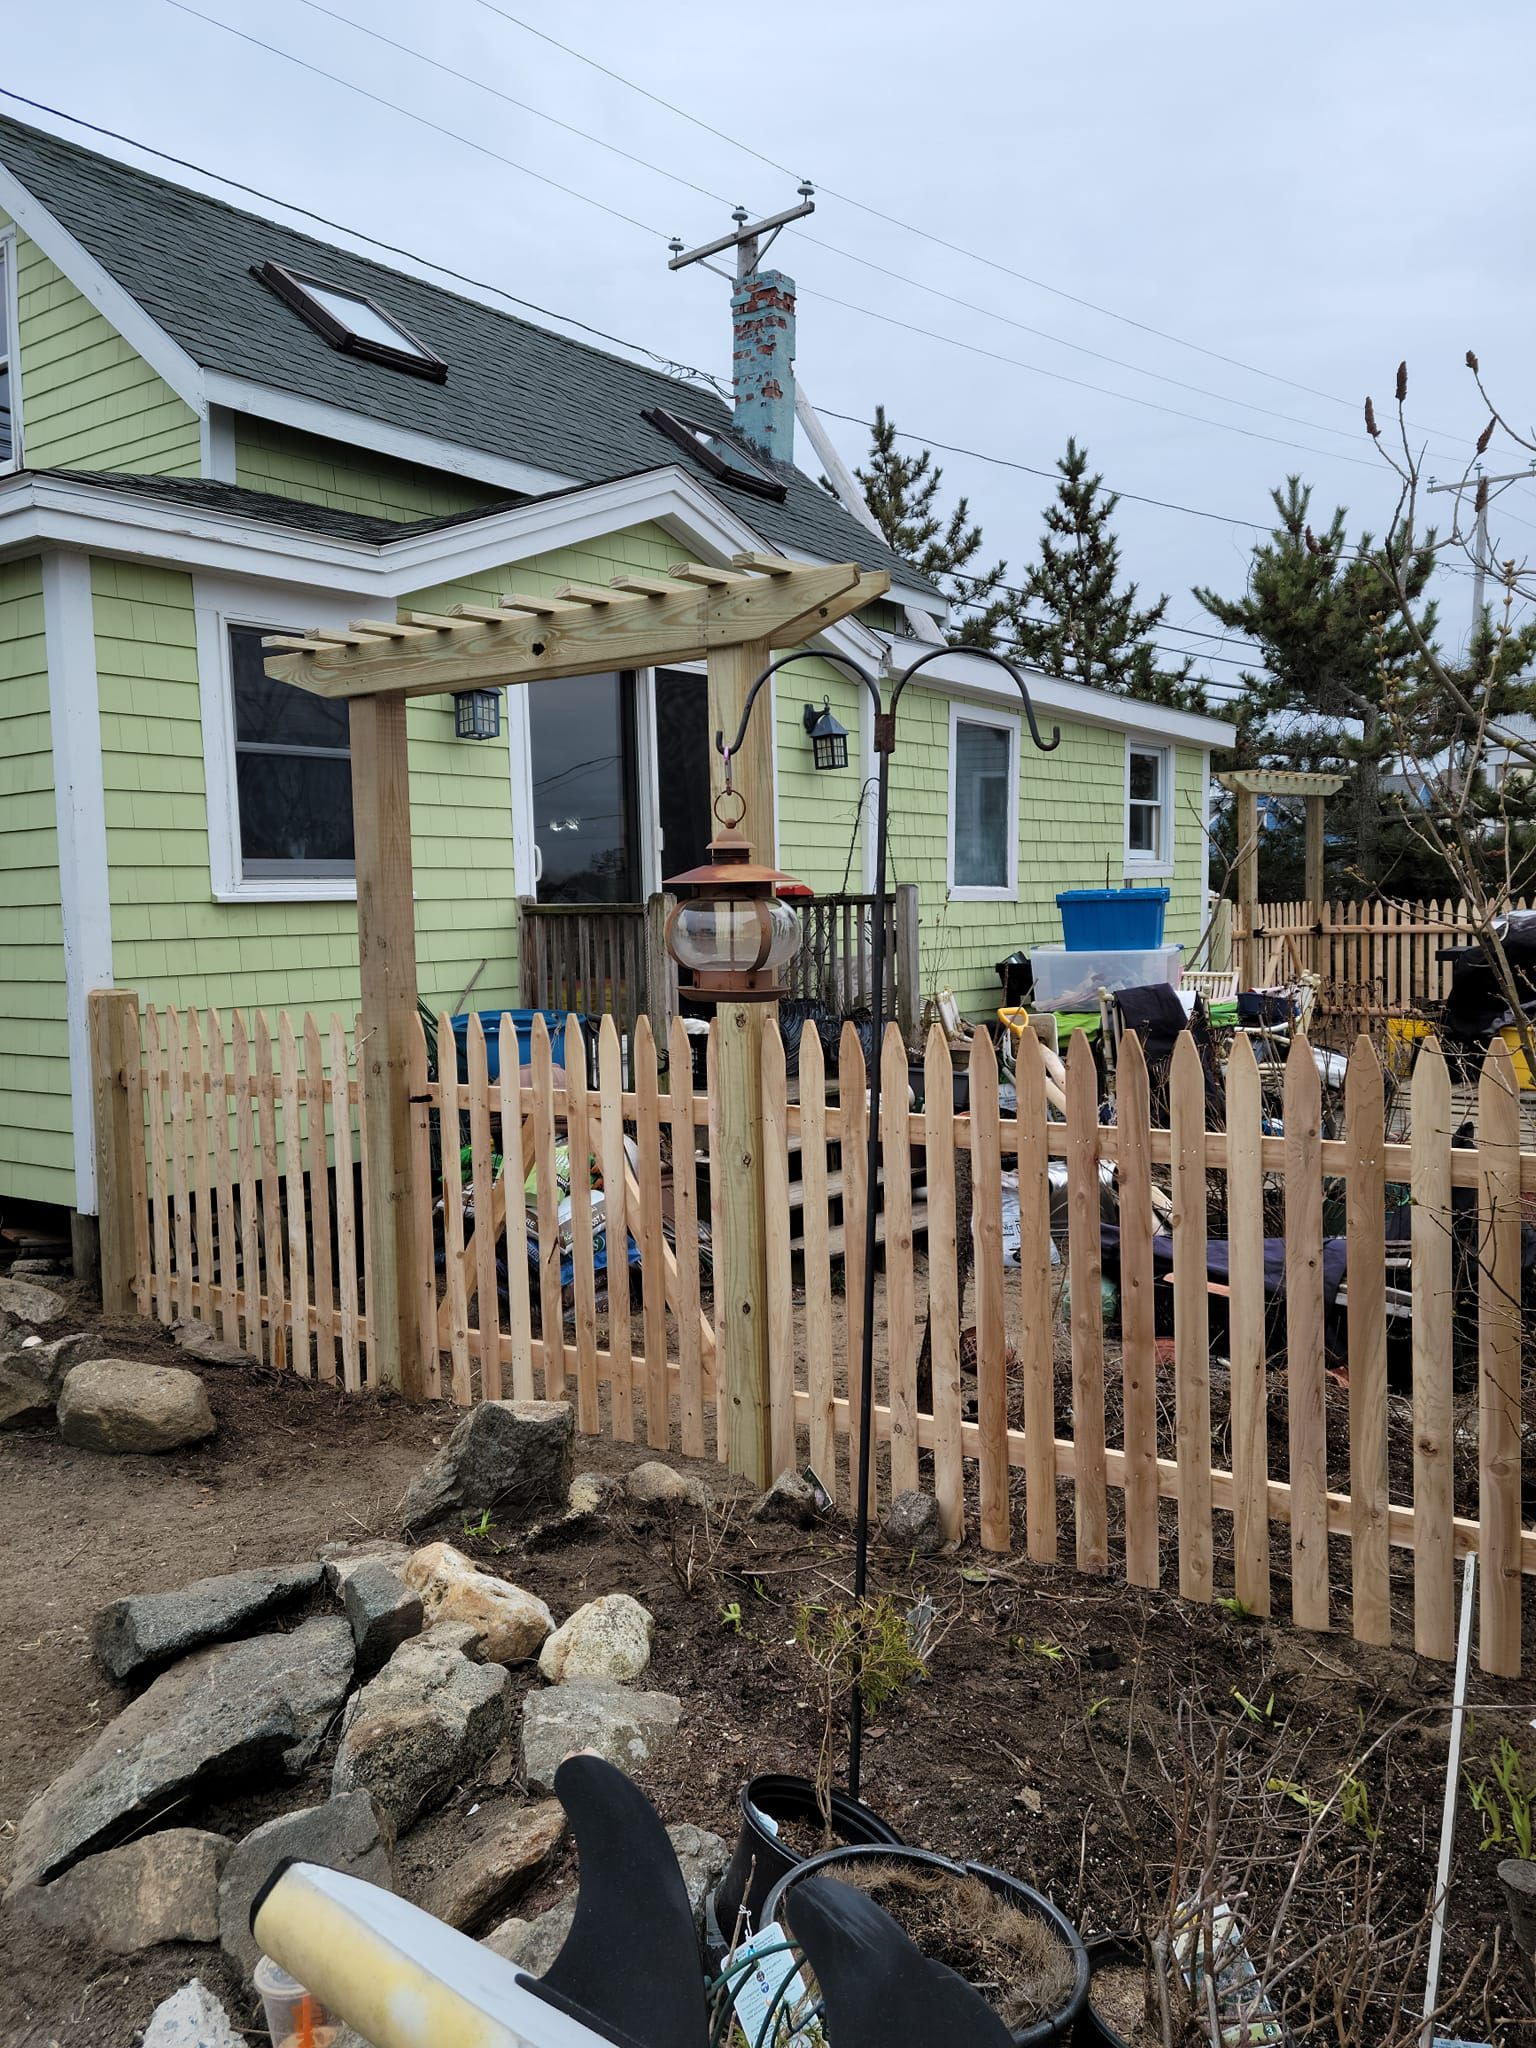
[89,988,140,1317]
[350,692,428,1400]
[707,639,774,1486]
[1304,792,1326,979]
[1236,786,1259,991]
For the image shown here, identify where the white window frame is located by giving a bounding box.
[946,698,1019,902]
[0,224,22,474]
[1125,739,1174,877]
[195,574,370,902]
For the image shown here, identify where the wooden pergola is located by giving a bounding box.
[265,552,888,1481]
[1216,769,1346,988]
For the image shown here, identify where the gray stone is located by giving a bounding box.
[751,1470,821,1527]
[402,1542,554,1665]
[399,1398,573,1533]
[320,1537,410,1594]
[10,1828,230,1954]
[624,1460,707,1512]
[0,1329,100,1385]
[0,1352,55,1430]
[10,1256,63,1278]
[417,1797,566,1932]
[333,1623,510,1830]
[520,1682,681,1796]
[218,1791,397,1979]
[884,1488,946,1556]
[57,1358,216,1454]
[483,1896,576,1975]
[570,1470,623,1514]
[168,1318,250,1367]
[141,1979,244,2048]
[343,1559,424,1675]
[94,1562,323,1683]
[537,1594,653,1685]
[0,1275,66,1326]
[13,1617,355,1889]
[668,1822,729,1934]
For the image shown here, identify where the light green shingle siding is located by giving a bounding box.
[0,556,73,1203]
[233,419,503,523]
[5,216,202,476]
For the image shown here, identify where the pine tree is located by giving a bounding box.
[1009,439,1206,710]
[853,406,1012,646]
[1193,477,1438,891]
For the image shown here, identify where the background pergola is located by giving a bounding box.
[265,552,888,1481]
[1216,769,1347,988]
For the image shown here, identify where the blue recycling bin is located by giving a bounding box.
[448,1008,570,1083]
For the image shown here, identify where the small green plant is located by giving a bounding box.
[718,1599,744,1634]
[1218,1594,1256,1619]
[461,1507,494,1540]
[1030,1638,1066,1663]
[1338,1770,1379,1843]
[1232,1687,1277,1726]
[1268,1775,1327,1818]
[793,1596,928,1827]
[1467,1737,1536,1859]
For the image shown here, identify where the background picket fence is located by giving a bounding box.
[1238,895,1532,1011]
[98,995,1536,1677]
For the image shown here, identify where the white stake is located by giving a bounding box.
[1421,1551,1477,2048]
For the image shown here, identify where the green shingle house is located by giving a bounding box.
[0,112,1231,1232]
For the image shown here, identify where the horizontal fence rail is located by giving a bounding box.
[1238,895,1532,1012]
[95,991,1536,1677]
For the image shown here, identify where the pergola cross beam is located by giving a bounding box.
[263,556,887,701]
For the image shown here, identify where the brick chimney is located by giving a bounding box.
[731,269,796,465]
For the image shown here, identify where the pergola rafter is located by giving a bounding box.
[261,550,889,1477]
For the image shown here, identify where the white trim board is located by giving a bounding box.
[947,697,1019,903]
[1124,736,1175,880]
[0,223,22,473]
[41,549,111,1213]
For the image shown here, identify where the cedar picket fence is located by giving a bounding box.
[93,993,1536,1677]
[1239,895,1533,1011]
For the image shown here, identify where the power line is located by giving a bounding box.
[464,0,1460,437]
[285,0,1403,460]
[156,2,1438,474]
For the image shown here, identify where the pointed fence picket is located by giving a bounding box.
[98,997,1536,1677]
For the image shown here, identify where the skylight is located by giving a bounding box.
[642,407,786,500]
[253,260,447,382]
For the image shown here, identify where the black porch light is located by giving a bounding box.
[803,697,849,771]
[664,784,804,1000]
[453,689,502,741]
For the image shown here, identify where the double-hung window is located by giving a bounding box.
[228,623,355,879]
[1126,743,1171,871]
[0,231,18,471]
[948,703,1018,900]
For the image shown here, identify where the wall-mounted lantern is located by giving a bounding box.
[454,690,502,741]
[802,697,849,771]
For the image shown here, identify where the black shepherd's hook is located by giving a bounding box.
[709,639,1059,1802]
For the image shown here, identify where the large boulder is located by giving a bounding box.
[519,1682,681,1797]
[343,1558,424,1676]
[57,1359,215,1454]
[332,1623,510,1830]
[483,1821,724,1967]
[537,1595,653,1685]
[218,1790,397,1979]
[417,1798,565,1933]
[668,1822,729,1934]
[402,1542,553,1665]
[10,1828,230,1954]
[624,1460,707,1512]
[398,1399,572,1533]
[93,1562,323,1683]
[12,1617,354,1888]
[141,1979,244,2048]
[0,1275,66,1326]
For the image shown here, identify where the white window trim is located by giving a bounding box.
[194,574,370,902]
[946,698,1019,902]
[0,223,21,474]
[1125,738,1175,879]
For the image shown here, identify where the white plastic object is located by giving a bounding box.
[1028,943,1184,1011]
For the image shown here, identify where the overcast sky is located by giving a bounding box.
[9,0,1536,700]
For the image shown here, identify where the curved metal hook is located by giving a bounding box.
[888,645,1061,753]
[715,648,881,759]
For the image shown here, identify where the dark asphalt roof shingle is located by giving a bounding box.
[1,113,935,600]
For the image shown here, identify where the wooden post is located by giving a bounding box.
[1236,787,1259,991]
[643,891,676,1064]
[90,988,141,1318]
[1304,793,1326,978]
[706,638,775,1485]
[894,881,921,1050]
[350,692,428,1400]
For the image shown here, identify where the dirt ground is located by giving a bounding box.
[1,1287,1534,2047]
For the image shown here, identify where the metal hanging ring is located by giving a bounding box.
[713,785,747,830]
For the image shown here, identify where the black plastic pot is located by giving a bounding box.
[711,1774,903,1946]
[761,1842,1091,2048]
[1075,1933,1146,2048]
